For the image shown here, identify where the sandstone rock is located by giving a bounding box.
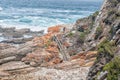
[48,25,62,33]
[0,56,17,65]
[0,43,14,50]
[0,71,10,77]
[0,48,17,59]
[3,67,89,80]
[85,51,97,59]
[0,61,30,71]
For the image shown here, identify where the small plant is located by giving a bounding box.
[108,9,116,16]
[95,26,103,40]
[67,32,74,37]
[77,32,86,44]
[90,11,99,21]
[93,11,99,17]
[103,57,120,80]
[45,40,52,48]
[97,39,116,56]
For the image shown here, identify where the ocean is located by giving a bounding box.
[0,0,103,32]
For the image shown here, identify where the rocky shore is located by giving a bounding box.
[0,24,98,80]
[0,26,44,44]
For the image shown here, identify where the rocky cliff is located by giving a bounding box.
[86,0,120,80]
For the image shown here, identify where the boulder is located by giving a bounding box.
[15,28,30,33]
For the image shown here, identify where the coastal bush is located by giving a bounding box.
[93,11,99,17]
[89,11,99,21]
[103,57,120,80]
[67,32,74,37]
[45,40,52,48]
[97,39,116,56]
[108,9,116,16]
[95,26,103,40]
[109,0,118,6]
[77,32,86,44]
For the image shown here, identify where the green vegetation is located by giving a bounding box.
[45,40,52,48]
[97,39,116,56]
[108,9,116,16]
[77,32,86,44]
[93,11,99,17]
[103,57,120,80]
[109,0,119,6]
[95,26,103,40]
[89,11,99,21]
[67,32,74,37]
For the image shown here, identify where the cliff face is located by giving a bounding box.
[85,0,120,80]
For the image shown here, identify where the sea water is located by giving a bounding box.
[0,0,103,32]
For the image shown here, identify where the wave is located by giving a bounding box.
[0,7,3,11]
[0,6,96,32]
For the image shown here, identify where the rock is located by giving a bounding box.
[0,43,14,50]
[0,56,17,65]
[0,61,30,71]
[17,46,33,56]
[3,67,89,80]
[0,71,10,77]
[85,51,97,59]
[15,28,30,33]
[30,61,38,67]
[0,26,44,43]
[97,71,108,80]
[22,49,56,66]
[48,25,64,33]
[2,31,23,38]
[1,37,33,44]
[0,48,17,59]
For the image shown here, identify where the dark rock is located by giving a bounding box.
[0,26,44,44]
[1,37,33,44]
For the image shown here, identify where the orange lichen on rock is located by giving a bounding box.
[47,57,63,66]
[48,25,63,33]
[22,26,65,66]
[63,42,70,47]
[22,49,56,66]
[70,53,86,60]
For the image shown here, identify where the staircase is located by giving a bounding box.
[53,35,70,61]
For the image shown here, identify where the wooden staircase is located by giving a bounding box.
[53,35,70,61]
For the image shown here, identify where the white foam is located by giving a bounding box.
[0,7,3,11]
[0,37,6,42]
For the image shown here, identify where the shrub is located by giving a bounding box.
[67,32,74,37]
[93,11,99,17]
[103,57,120,80]
[95,26,103,40]
[97,39,116,56]
[45,40,52,48]
[77,32,86,44]
[90,11,99,21]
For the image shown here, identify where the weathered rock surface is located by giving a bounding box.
[87,0,120,79]
[0,26,44,44]
[1,67,89,80]
[0,25,98,80]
